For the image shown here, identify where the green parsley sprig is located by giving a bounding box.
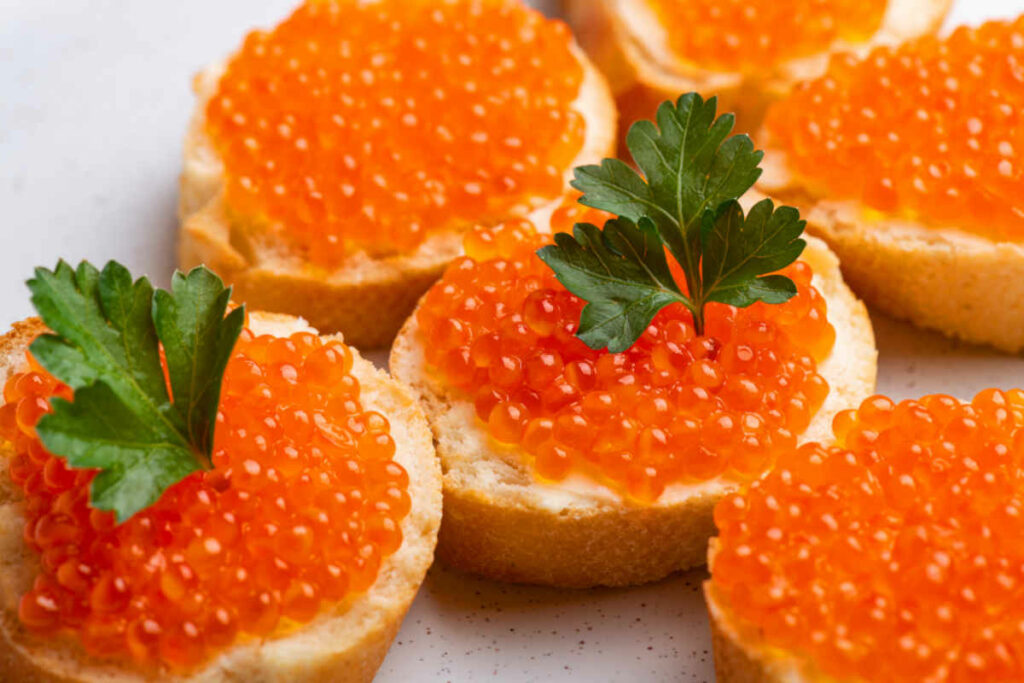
[27,261,244,523]
[538,93,806,352]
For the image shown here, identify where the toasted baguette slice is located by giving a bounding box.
[389,235,877,588]
[179,26,617,350]
[564,0,949,136]
[0,312,442,683]
[704,540,825,682]
[759,151,1024,354]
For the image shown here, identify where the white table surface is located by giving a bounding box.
[2,0,1022,680]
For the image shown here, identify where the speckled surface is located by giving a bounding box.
[871,313,1024,400]
[372,307,1024,683]
[1,0,1022,681]
[379,567,713,681]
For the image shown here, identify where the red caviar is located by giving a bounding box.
[3,328,409,671]
[765,17,1024,239]
[205,0,585,266]
[649,0,886,74]
[416,218,835,501]
[712,389,1024,681]
[548,193,615,235]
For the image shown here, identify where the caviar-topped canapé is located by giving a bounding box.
[765,16,1024,240]
[205,0,586,266]
[647,0,887,74]
[4,326,409,671]
[712,390,1024,681]
[416,218,835,501]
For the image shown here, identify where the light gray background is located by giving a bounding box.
[2,0,1022,680]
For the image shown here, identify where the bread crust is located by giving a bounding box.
[0,313,442,682]
[389,235,877,588]
[565,0,950,136]
[179,35,618,350]
[759,150,1024,354]
[704,541,829,683]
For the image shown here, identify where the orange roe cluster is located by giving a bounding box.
[548,193,615,235]
[416,220,835,501]
[648,0,886,74]
[765,17,1024,240]
[2,329,409,672]
[205,0,585,265]
[712,389,1024,681]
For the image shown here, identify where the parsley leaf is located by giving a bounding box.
[27,261,243,523]
[153,268,245,460]
[542,93,805,349]
[700,199,805,308]
[538,218,691,353]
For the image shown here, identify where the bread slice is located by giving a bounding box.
[758,151,1024,354]
[389,234,877,588]
[0,312,442,682]
[179,25,618,350]
[704,541,825,683]
[564,0,949,136]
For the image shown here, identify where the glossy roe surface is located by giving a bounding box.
[3,327,409,671]
[713,389,1024,681]
[648,0,886,73]
[206,0,585,265]
[765,17,1024,240]
[416,214,835,502]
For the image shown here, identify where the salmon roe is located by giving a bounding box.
[416,217,835,501]
[765,17,1024,240]
[712,389,1024,681]
[2,328,409,671]
[205,0,585,266]
[648,0,886,73]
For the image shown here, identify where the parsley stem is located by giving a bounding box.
[191,449,213,470]
[673,224,704,336]
[679,294,705,336]
[682,271,705,336]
